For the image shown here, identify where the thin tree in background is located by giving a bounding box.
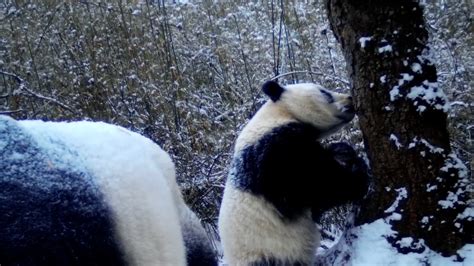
[325,0,471,256]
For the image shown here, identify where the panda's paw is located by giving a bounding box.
[327,142,358,167]
[328,142,370,199]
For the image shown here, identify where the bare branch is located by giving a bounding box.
[21,86,76,114]
[0,70,23,83]
[0,70,77,114]
[0,109,23,115]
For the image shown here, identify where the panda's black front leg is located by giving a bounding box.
[311,142,370,221]
[327,142,370,201]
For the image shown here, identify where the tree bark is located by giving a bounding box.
[325,0,472,256]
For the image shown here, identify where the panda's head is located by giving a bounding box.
[262,80,355,136]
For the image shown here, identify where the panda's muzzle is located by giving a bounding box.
[337,106,355,122]
[336,97,355,122]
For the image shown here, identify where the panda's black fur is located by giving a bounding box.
[184,235,217,266]
[0,117,124,266]
[180,205,218,266]
[231,121,369,222]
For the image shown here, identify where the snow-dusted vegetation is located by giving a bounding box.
[0,0,472,264]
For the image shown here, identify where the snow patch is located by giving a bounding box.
[378,45,393,53]
[388,212,403,221]
[417,105,427,112]
[396,237,420,249]
[410,80,449,112]
[438,191,459,209]
[378,43,393,54]
[420,216,430,224]
[441,153,468,178]
[411,63,422,73]
[457,207,474,221]
[389,134,403,149]
[358,36,373,49]
[389,88,400,101]
[349,220,474,265]
[385,187,408,214]
[408,137,444,154]
[426,184,437,192]
[390,73,415,102]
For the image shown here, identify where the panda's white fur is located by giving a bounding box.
[0,116,216,265]
[218,81,365,265]
[219,185,318,265]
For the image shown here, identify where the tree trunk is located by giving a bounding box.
[325,0,471,256]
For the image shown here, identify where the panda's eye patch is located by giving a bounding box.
[320,89,335,103]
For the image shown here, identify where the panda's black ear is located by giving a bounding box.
[262,81,285,102]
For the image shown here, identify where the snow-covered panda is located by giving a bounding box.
[218,81,369,265]
[0,115,216,266]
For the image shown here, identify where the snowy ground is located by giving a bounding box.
[346,219,472,265]
[315,217,473,265]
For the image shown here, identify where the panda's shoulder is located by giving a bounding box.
[257,122,323,152]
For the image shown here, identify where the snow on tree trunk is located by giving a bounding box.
[324,0,472,257]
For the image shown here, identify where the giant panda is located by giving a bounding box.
[0,115,216,266]
[218,81,369,265]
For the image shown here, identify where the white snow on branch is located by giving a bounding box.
[450,101,469,107]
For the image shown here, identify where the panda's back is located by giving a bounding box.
[0,116,186,266]
[0,117,124,265]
